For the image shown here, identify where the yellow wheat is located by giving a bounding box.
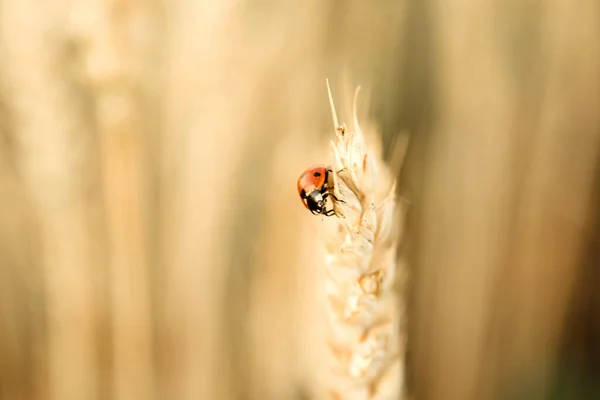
[323,80,406,400]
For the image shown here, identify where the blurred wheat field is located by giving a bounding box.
[0,0,599,400]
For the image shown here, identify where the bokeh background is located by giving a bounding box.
[0,0,599,399]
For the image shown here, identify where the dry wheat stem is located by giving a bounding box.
[323,80,405,400]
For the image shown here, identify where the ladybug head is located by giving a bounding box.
[305,190,325,214]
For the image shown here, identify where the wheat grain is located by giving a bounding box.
[323,80,406,400]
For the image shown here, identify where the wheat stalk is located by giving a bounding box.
[323,80,406,400]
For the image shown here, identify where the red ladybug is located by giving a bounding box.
[297,164,341,216]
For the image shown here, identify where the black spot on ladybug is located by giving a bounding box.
[313,172,321,177]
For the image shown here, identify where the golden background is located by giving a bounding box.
[0,0,598,399]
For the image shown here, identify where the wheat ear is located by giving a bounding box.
[324,80,406,400]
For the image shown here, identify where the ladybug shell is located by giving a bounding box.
[297,165,329,210]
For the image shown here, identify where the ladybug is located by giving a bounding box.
[297,164,342,216]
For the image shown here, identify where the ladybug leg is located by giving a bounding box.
[324,206,344,218]
[323,191,345,204]
[330,193,345,203]
[321,196,344,218]
[323,208,336,217]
